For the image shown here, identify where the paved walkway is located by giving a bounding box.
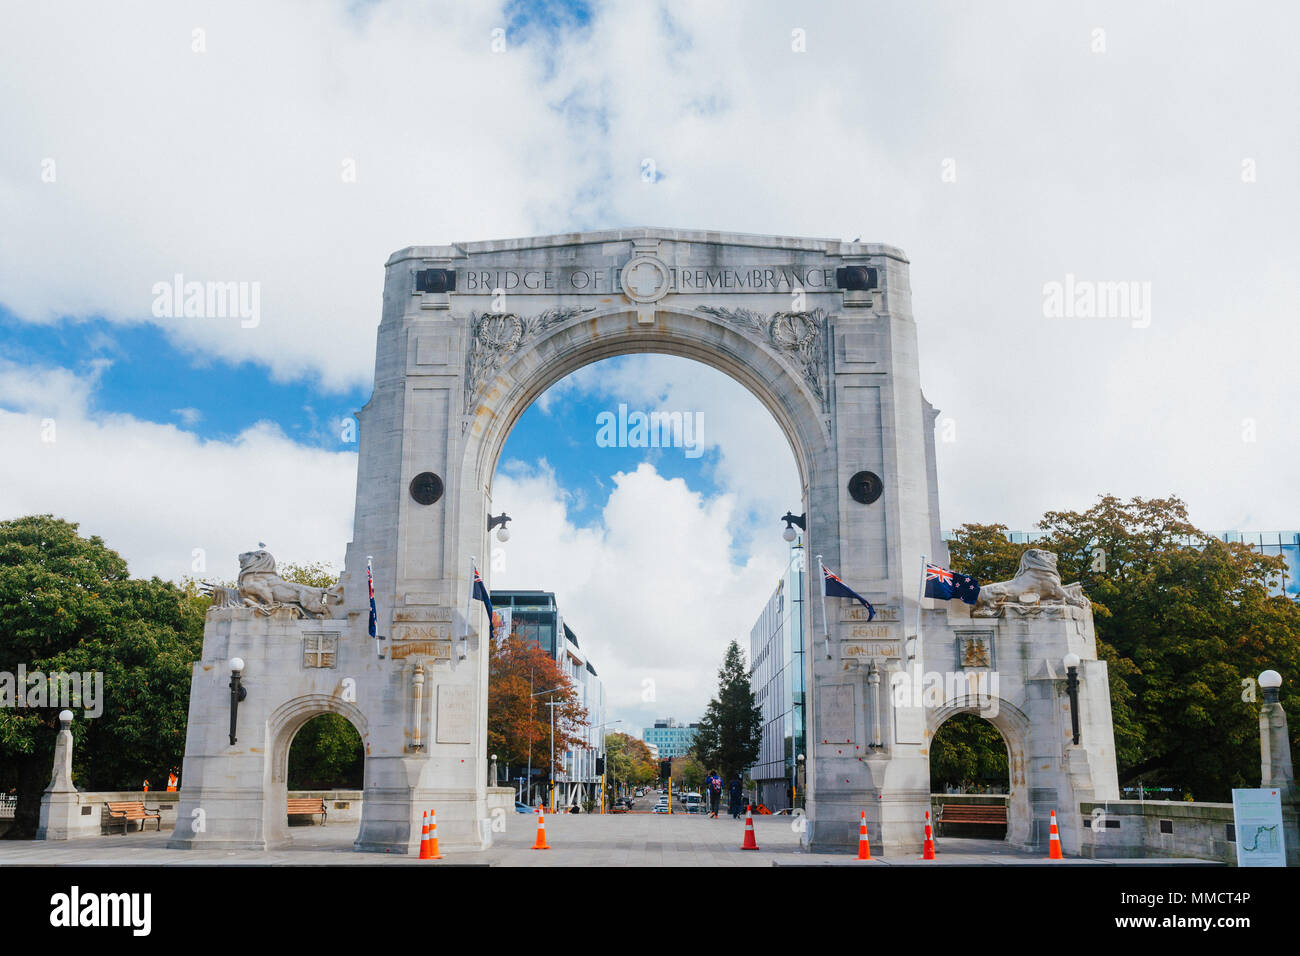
[0,813,1221,866]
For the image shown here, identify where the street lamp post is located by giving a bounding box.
[544,699,561,813]
[1063,653,1081,745]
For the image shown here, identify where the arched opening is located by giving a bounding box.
[278,713,364,844]
[288,714,364,791]
[930,712,1009,839]
[266,696,371,848]
[481,347,805,816]
[929,700,1033,849]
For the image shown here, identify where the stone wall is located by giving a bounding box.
[1080,799,1300,865]
[38,790,361,840]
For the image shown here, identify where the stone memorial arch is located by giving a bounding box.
[169,228,1118,855]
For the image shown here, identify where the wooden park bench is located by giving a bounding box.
[104,801,162,834]
[938,803,1007,832]
[287,797,328,825]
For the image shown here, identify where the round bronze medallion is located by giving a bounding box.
[409,472,444,505]
[848,471,883,505]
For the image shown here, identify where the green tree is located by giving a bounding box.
[0,516,204,838]
[930,713,1008,790]
[277,561,339,589]
[287,714,363,789]
[951,496,1300,800]
[691,640,763,782]
[669,753,705,793]
[604,731,654,798]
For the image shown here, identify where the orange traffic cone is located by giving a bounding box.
[417,810,432,858]
[741,805,759,850]
[857,810,872,860]
[922,810,936,859]
[532,807,550,850]
[424,808,444,859]
[1047,810,1063,859]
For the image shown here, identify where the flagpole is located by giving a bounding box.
[817,554,831,660]
[911,553,926,669]
[462,556,477,661]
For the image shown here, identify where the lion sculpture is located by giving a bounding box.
[972,548,1089,618]
[204,550,343,619]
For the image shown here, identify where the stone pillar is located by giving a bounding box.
[1258,671,1296,800]
[36,710,79,840]
[1257,670,1300,866]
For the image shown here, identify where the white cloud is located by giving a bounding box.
[0,364,356,583]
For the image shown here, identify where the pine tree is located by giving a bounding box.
[692,640,763,782]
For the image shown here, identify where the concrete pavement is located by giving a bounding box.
[0,812,1221,866]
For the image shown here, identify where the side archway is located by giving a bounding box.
[265,695,372,846]
[929,699,1032,849]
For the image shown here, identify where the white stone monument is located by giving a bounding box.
[168,228,1119,855]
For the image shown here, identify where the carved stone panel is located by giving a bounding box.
[436,685,474,744]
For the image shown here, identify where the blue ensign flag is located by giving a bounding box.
[923,563,981,605]
[472,566,495,640]
[366,558,378,638]
[823,564,875,621]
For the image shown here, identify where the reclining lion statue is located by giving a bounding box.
[204,549,343,619]
[972,548,1089,618]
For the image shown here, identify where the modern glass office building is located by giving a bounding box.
[491,590,560,656]
[642,719,698,759]
[747,540,806,810]
[490,590,606,806]
[941,529,1299,601]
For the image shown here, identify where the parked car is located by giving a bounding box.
[515,802,537,813]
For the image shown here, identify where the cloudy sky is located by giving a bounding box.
[1,1,1296,734]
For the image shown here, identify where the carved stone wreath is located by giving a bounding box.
[463,307,595,415]
[696,306,829,407]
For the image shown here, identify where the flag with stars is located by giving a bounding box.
[366,557,378,639]
[822,563,875,621]
[472,564,495,640]
[923,563,981,605]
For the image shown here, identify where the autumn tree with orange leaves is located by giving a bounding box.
[487,633,589,788]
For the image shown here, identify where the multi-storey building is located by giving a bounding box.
[747,540,806,810]
[642,719,698,759]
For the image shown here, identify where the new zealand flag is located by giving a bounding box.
[924,563,981,605]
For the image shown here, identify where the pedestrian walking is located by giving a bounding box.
[707,770,722,818]
[729,774,743,819]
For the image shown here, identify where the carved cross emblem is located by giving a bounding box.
[302,634,337,669]
[620,256,671,303]
[625,261,663,298]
